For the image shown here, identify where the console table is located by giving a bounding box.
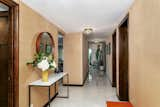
[29,72,69,107]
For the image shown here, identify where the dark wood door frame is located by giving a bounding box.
[0,11,9,17]
[0,0,19,107]
[112,30,116,87]
[117,14,129,101]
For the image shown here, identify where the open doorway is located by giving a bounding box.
[112,31,117,87]
[117,15,129,101]
[58,32,64,72]
[0,1,19,107]
[88,41,106,73]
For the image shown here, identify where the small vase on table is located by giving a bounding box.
[42,70,49,82]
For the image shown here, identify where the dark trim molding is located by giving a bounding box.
[117,15,129,101]
[43,92,58,107]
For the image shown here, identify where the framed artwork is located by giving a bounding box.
[106,43,111,55]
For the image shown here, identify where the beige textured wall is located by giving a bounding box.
[82,35,89,82]
[129,0,160,107]
[116,28,120,96]
[64,33,83,85]
[13,0,20,4]
[19,2,63,107]
[106,36,112,83]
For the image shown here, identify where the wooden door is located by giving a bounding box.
[112,31,116,87]
[0,12,9,107]
[0,1,19,107]
[118,18,129,101]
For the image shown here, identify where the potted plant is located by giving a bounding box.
[27,52,57,82]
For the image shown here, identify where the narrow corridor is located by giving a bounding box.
[51,69,118,107]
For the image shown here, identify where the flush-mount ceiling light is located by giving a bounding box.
[83,28,93,35]
[94,40,99,43]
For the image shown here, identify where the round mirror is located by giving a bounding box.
[36,32,54,55]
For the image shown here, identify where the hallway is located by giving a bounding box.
[1,0,160,107]
[51,69,118,107]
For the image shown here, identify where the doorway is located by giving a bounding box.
[0,1,19,107]
[88,41,106,73]
[112,31,116,87]
[58,32,64,72]
[117,16,129,101]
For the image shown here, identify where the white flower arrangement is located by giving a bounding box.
[37,57,49,71]
[27,53,57,71]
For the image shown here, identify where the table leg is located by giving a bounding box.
[48,86,51,107]
[55,82,57,94]
[67,74,69,98]
[56,74,69,98]
[29,86,31,107]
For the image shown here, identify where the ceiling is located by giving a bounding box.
[22,0,134,37]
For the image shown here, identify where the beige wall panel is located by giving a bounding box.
[19,2,64,107]
[82,35,89,82]
[64,33,83,85]
[129,0,160,107]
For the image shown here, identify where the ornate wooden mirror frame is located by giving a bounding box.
[36,32,55,55]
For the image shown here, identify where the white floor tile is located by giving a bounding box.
[51,69,119,107]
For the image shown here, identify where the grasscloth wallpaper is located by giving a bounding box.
[129,0,160,107]
[18,2,64,107]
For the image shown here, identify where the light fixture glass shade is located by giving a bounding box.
[83,28,93,35]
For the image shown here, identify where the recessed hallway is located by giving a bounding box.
[2,0,160,107]
[51,69,118,107]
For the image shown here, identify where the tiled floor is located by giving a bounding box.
[51,69,118,107]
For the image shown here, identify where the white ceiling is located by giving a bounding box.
[22,0,134,37]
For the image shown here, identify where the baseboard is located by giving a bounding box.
[112,82,116,87]
[116,94,129,101]
[63,71,89,87]
[63,84,83,86]
[43,92,58,107]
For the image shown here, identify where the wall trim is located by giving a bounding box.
[63,84,84,87]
